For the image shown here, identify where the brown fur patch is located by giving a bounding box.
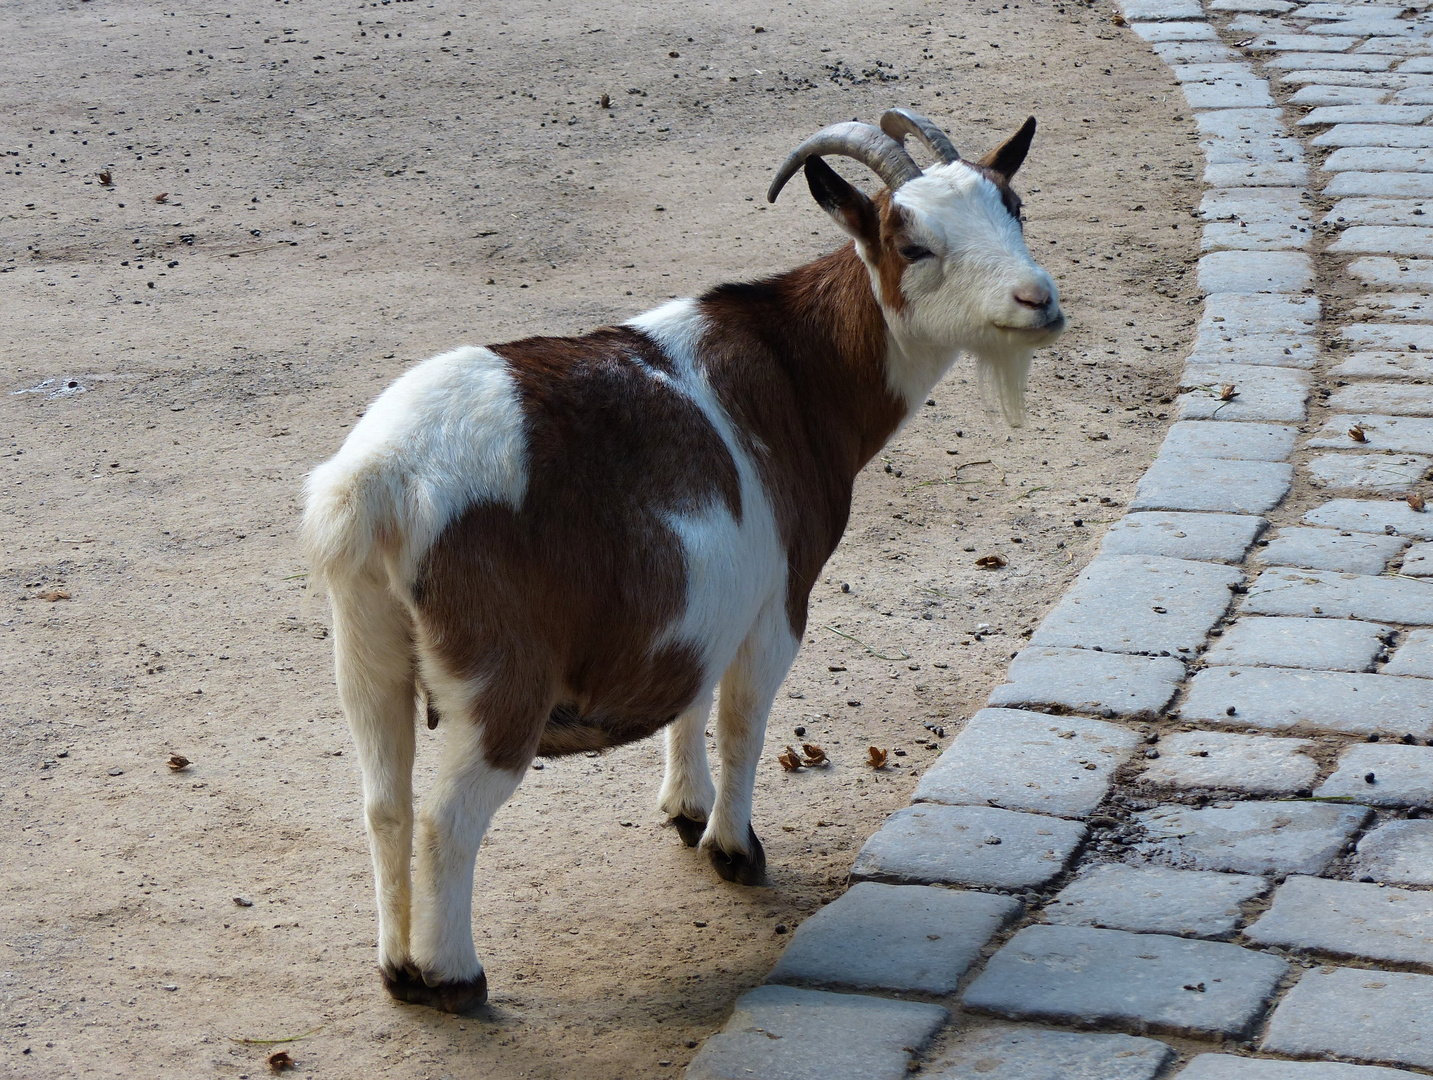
[699,243,907,637]
[411,328,739,770]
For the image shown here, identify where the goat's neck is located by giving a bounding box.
[770,243,936,475]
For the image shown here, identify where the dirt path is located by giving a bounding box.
[1,1,1197,1076]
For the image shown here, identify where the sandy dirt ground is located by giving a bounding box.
[0,0,1200,1076]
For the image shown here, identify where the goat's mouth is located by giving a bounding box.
[995,310,1066,336]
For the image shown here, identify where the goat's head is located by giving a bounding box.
[768,109,1065,425]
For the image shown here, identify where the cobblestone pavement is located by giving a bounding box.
[686,2,1433,1077]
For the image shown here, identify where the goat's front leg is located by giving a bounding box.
[659,687,716,848]
[394,690,533,1014]
[703,607,800,885]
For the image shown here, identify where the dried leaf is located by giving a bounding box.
[1111,12,1127,25]
[975,554,1007,569]
[867,746,888,768]
[1218,384,1237,401]
[801,743,828,766]
[777,746,803,771]
[1410,493,1426,512]
[1349,425,1367,443]
[267,1050,295,1072]
[599,92,611,108]
[154,192,169,203]
[39,590,70,602]
[98,170,112,186]
[1234,36,1255,46]
[167,754,190,771]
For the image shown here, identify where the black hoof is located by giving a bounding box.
[708,824,767,886]
[670,813,707,848]
[382,966,488,1014]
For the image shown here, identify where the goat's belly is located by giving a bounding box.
[537,639,705,757]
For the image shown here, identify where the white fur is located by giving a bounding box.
[302,345,529,588]
[629,300,789,684]
[629,299,793,853]
[658,688,717,823]
[328,563,418,979]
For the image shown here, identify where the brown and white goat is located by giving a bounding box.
[302,110,1065,1012]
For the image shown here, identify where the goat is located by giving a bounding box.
[302,109,1065,1013]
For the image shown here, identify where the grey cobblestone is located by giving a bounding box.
[767,883,1020,994]
[849,804,1087,890]
[1182,665,1433,738]
[1333,353,1433,379]
[1300,105,1433,125]
[685,984,948,1080]
[1325,146,1433,171]
[1245,565,1433,621]
[1197,250,1313,293]
[1269,53,1395,73]
[1353,819,1433,885]
[1397,542,1433,577]
[1201,292,1320,332]
[1263,967,1433,1071]
[1178,1055,1424,1079]
[1202,615,1387,672]
[1246,876,1433,966]
[1101,511,1266,563]
[1342,322,1433,350]
[1329,383,1433,416]
[1332,226,1433,257]
[1119,0,1205,18]
[987,646,1186,716]
[1315,123,1433,147]
[1176,366,1309,422]
[1131,456,1294,512]
[1327,170,1433,196]
[1308,452,1431,493]
[1186,333,1318,367]
[1028,554,1242,654]
[1158,420,1297,461]
[1136,729,1320,794]
[912,708,1138,818]
[1254,526,1408,575]
[1316,742,1433,807]
[963,924,1288,1039]
[1045,863,1269,938]
[1129,800,1370,875]
[1308,416,1433,454]
[1347,255,1433,290]
[927,1028,1175,1080]
[1383,626,1433,674]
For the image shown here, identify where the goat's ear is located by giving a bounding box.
[976,116,1036,183]
[804,157,880,250]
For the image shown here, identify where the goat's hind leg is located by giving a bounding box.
[659,688,716,848]
[330,569,418,988]
[401,677,537,1013]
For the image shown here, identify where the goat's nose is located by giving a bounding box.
[1014,284,1051,310]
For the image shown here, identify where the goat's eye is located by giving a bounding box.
[899,244,934,263]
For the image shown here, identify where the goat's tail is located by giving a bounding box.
[301,454,404,596]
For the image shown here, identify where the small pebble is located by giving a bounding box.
[1225,706,1237,717]
[685,1040,699,1049]
[794,726,806,737]
[107,767,124,776]
[1144,748,1161,760]
[1365,772,1377,784]
[774,924,788,934]
[692,920,707,927]
[233,896,253,907]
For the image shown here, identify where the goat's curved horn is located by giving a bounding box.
[766,122,923,204]
[879,108,960,165]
